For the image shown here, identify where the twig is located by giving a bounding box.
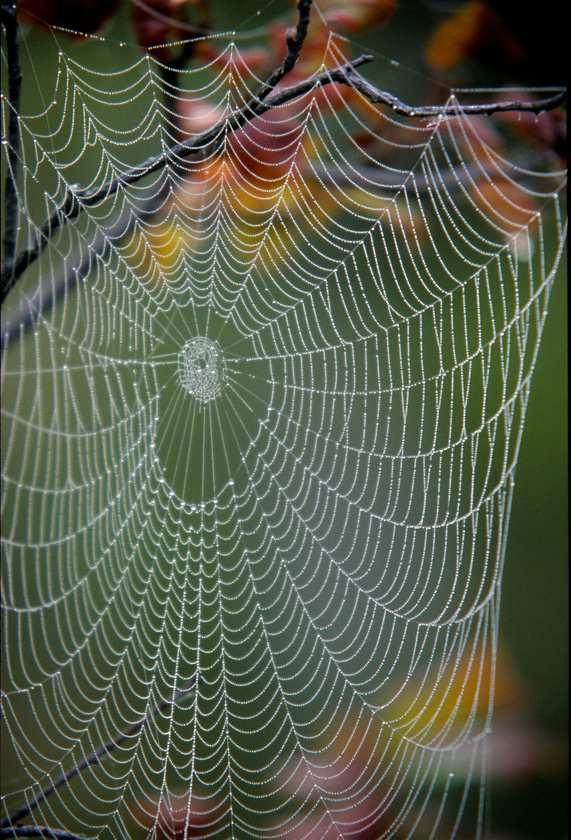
[335,66,567,117]
[1,0,22,292]
[257,0,312,100]
[0,678,196,829]
[0,829,90,839]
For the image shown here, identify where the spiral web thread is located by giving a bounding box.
[0,17,567,840]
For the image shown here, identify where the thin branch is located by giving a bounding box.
[0,678,197,829]
[1,0,22,290]
[257,0,312,99]
[335,66,567,117]
[0,828,90,839]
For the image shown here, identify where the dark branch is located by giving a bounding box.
[1,0,22,292]
[257,0,312,99]
[335,66,567,117]
[0,829,90,839]
[1,678,196,829]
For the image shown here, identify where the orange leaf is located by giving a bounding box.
[426,1,488,72]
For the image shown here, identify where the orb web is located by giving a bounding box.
[0,15,567,840]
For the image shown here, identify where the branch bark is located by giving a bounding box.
[1,0,22,290]
[257,0,312,99]
[335,66,566,117]
[0,678,197,829]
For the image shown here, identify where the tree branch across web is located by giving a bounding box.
[0,0,566,305]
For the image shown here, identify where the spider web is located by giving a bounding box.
[0,16,567,840]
